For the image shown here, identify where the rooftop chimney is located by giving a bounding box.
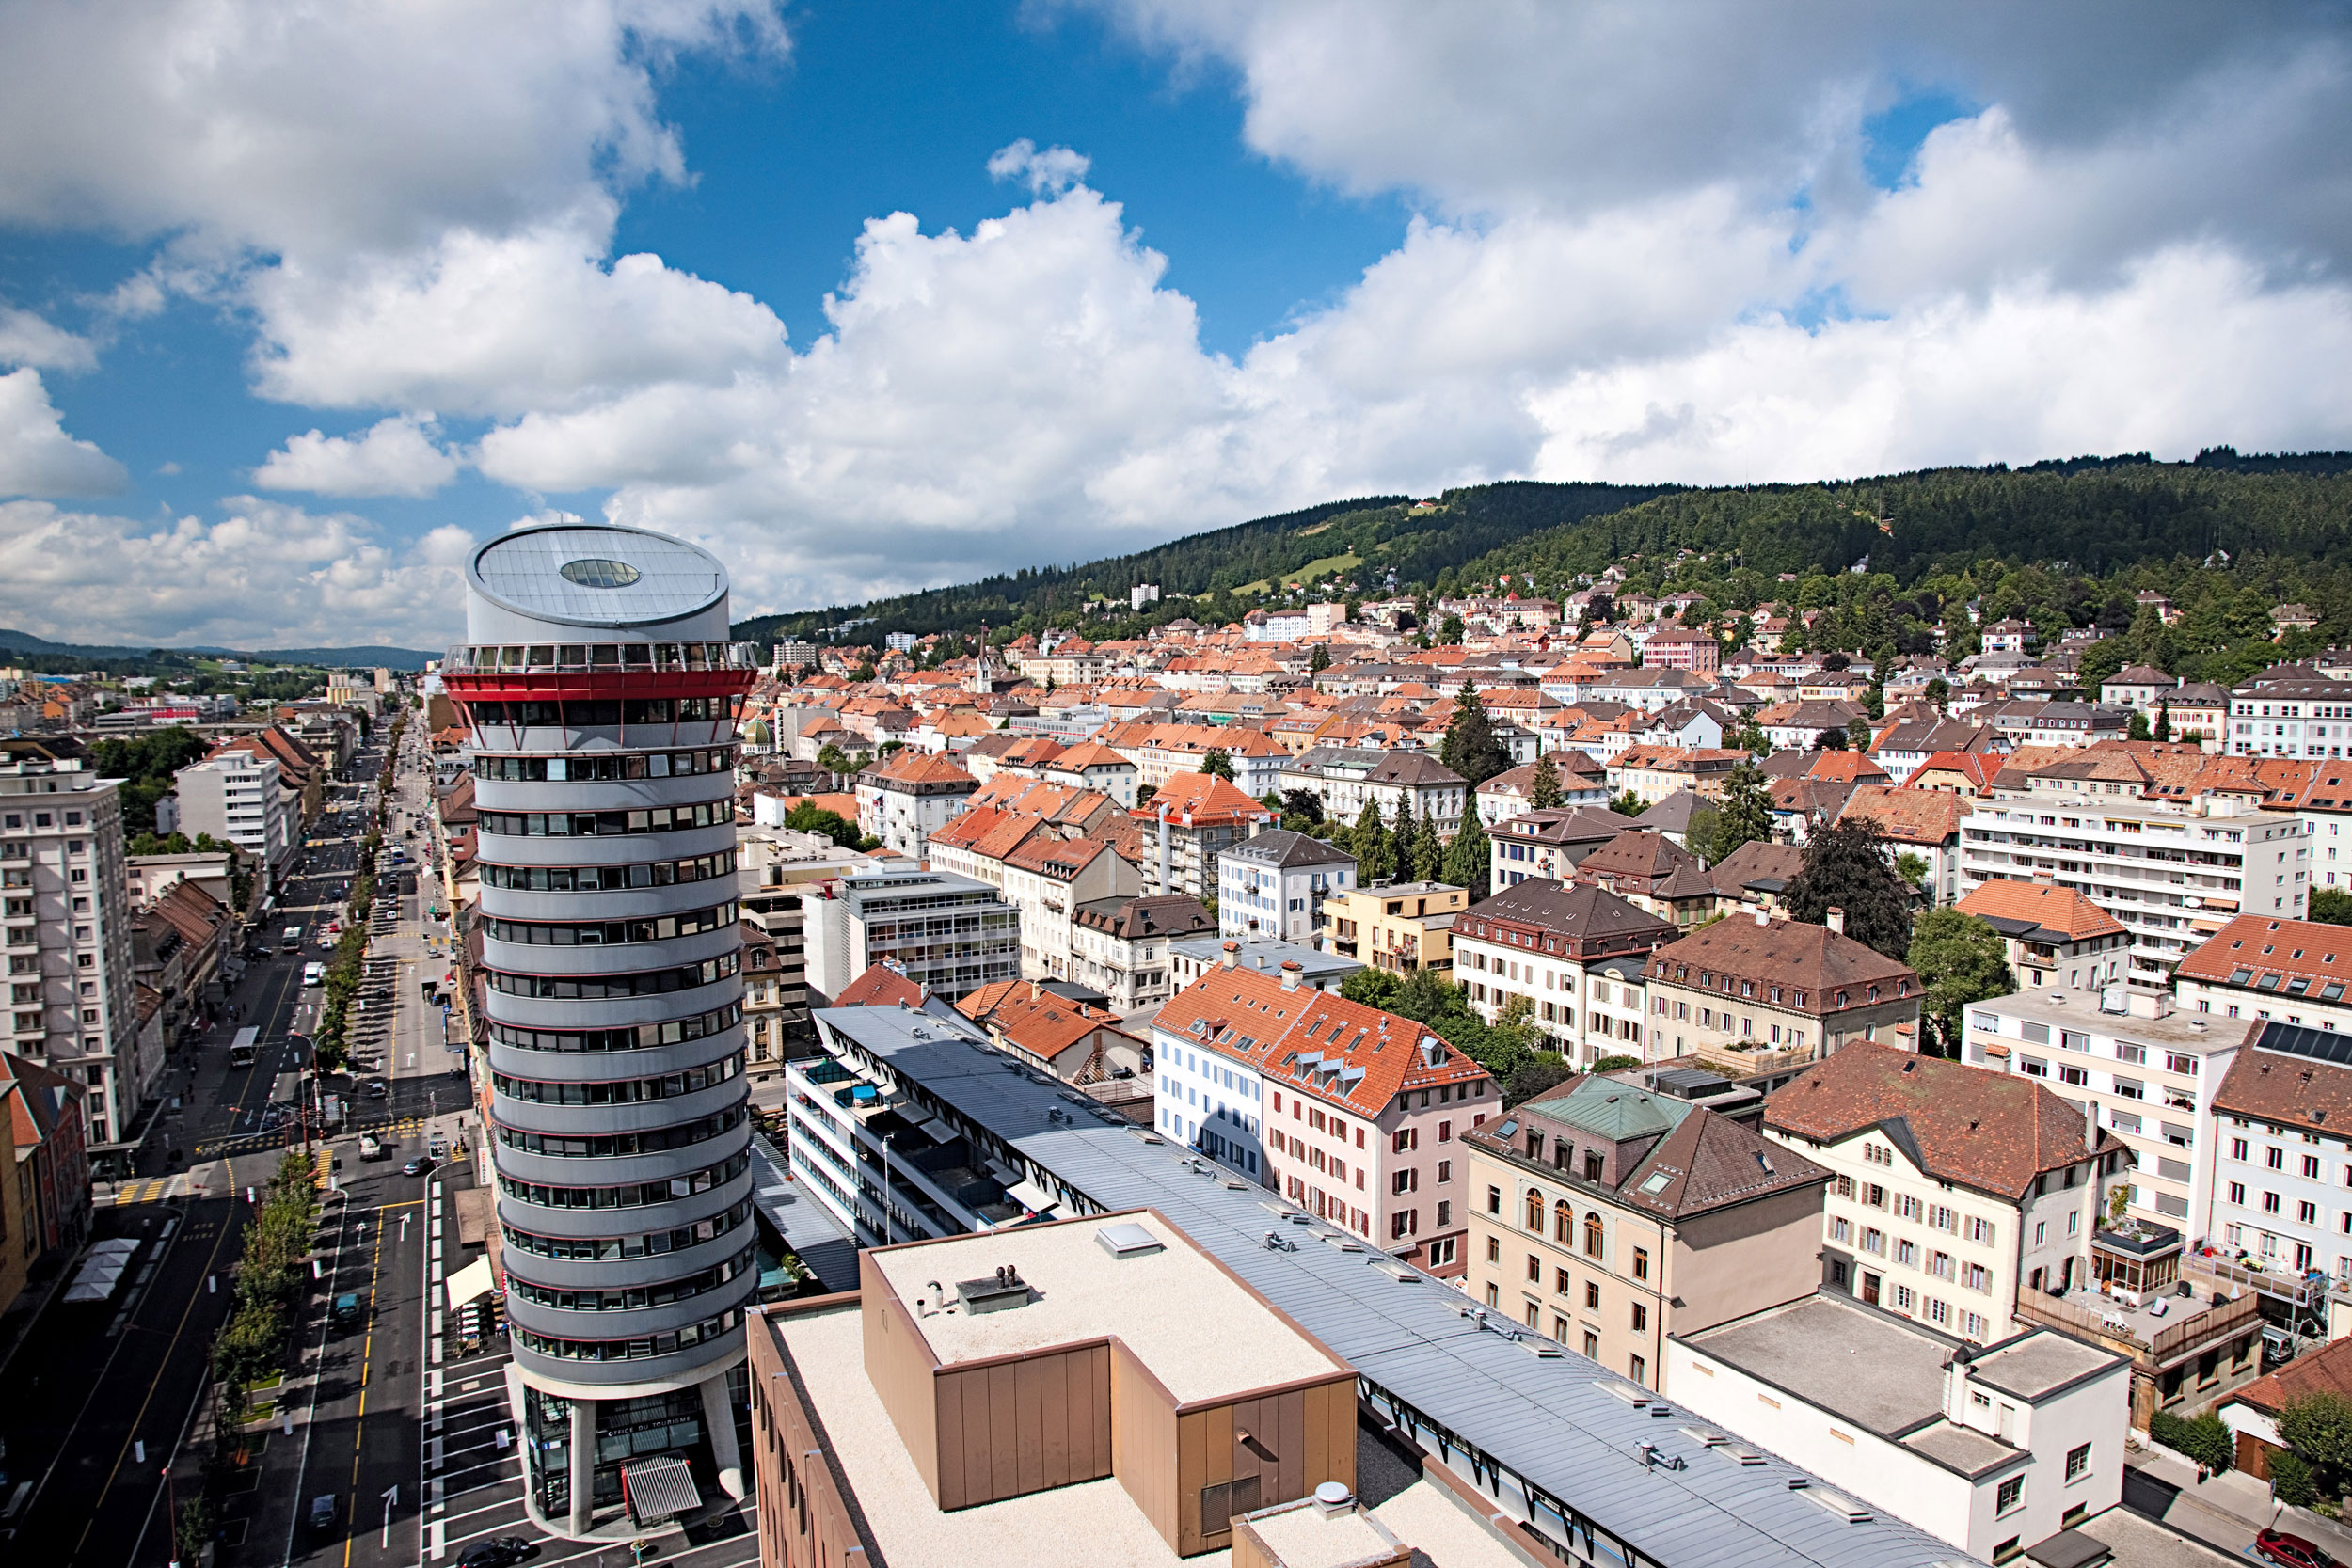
[1752,904,1769,927]
[2085,1096,2099,1155]
[1825,906,1846,936]
[1280,960,1303,991]
[1221,940,1240,970]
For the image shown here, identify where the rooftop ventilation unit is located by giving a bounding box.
[1803,1487,1872,1523]
[1597,1381,1650,1408]
[1095,1222,1164,1260]
[956,1265,1033,1314]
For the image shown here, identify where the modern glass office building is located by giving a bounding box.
[443,524,763,1536]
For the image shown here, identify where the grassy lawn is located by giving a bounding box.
[1236,550,1363,596]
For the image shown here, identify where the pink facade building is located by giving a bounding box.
[1150,948,1496,1276]
[1640,626,1721,673]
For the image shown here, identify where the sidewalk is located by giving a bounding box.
[2125,1433,2352,1559]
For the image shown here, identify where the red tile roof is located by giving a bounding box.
[2175,915,2352,993]
[1151,966,1490,1116]
[1956,881,2127,942]
[832,962,925,1008]
[1765,1040,2122,1199]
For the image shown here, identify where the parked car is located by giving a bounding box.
[2257,1529,2339,1568]
[310,1495,338,1531]
[455,1538,539,1568]
[358,1133,386,1160]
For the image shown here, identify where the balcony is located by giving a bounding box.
[1692,1037,1817,1078]
[442,641,764,674]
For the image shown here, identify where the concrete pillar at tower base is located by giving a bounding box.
[569,1399,596,1536]
[702,1375,745,1501]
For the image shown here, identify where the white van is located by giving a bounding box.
[302,961,326,988]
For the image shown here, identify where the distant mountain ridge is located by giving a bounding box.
[0,627,439,670]
[729,448,2352,643]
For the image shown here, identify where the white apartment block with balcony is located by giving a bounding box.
[2,758,147,1168]
[1958,790,2309,990]
[1963,988,2250,1234]
[2227,675,2352,759]
[172,749,293,888]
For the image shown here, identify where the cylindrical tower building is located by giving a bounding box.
[443,525,762,1537]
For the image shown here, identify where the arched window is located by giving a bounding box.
[1553,1200,1572,1243]
[1525,1191,1544,1232]
[1584,1212,1605,1259]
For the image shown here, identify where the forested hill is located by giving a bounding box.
[730,482,1679,643]
[729,449,2352,644]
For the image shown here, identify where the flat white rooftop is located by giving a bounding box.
[867,1210,1341,1404]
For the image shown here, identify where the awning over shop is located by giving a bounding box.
[621,1453,702,1523]
[1005,1177,1061,1217]
[443,1257,495,1309]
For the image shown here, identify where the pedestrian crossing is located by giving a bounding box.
[194,1114,430,1160]
[104,1174,183,1206]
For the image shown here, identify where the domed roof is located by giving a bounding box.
[468,524,727,628]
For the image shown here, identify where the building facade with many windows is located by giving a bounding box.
[1,757,143,1172]
[799,869,1020,1004]
[445,523,761,1539]
[1464,1076,1826,1391]
[1451,879,1674,1069]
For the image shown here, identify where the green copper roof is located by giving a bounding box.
[1523,1076,1692,1140]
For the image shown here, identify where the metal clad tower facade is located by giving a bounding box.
[446,524,761,1536]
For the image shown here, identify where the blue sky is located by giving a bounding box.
[0,2,2346,647]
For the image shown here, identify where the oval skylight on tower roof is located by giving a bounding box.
[560,557,641,588]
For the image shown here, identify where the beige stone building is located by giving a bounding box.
[1640,908,1923,1073]
[1318,881,1466,974]
[1464,1075,1829,1392]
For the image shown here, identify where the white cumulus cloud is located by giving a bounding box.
[987,139,1093,196]
[0,497,473,646]
[254,413,463,498]
[0,368,127,497]
[0,306,97,371]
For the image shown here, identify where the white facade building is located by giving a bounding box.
[1958,791,2309,990]
[172,749,293,889]
[1963,988,2249,1232]
[1216,829,1356,945]
[1672,1294,2129,1565]
[3,758,150,1170]
[2229,675,2352,759]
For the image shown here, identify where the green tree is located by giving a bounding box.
[1784,816,1915,959]
[1711,761,1773,863]
[1846,715,1876,752]
[1353,800,1393,881]
[1201,747,1236,782]
[1308,643,1331,673]
[1906,910,2015,1056]
[2312,888,2352,926]
[1339,968,1402,1010]
[1816,727,1849,751]
[1441,812,1489,901]
[1608,788,1645,818]
[1529,751,1563,810]
[1588,1054,1641,1075]
[2127,710,2152,741]
[1410,810,1443,882]
[785,800,863,848]
[1894,851,1931,889]
[2150,1408,2233,1474]
[2277,1389,2352,1500]
[1440,613,1466,644]
[1279,788,1324,825]
[1733,718,1770,754]
[2153,703,2172,741]
[1504,1053,1575,1107]
[1439,679,1511,787]
[1924,677,1949,712]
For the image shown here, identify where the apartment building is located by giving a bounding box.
[1641,910,1921,1073]
[1151,955,1497,1275]
[1465,1076,1827,1390]
[800,869,1020,1004]
[1567,829,1718,929]
[1953,881,2130,991]
[1486,805,1626,895]
[1319,881,1465,974]
[853,748,977,857]
[2208,1022,2352,1281]
[1607,745,1744,806]
[1276,747,1469,833]
[1132,770,1275,900]
[1452,880,1673,1068]
[1066,894,1214,1009]
[1167,935,1359,995]
[1639,626,1720,673]
[1216,829,1355,945]
[2171,914,2352,1032]
[956,978,1146,1083]
[999,835,1143,983]
[1673,1295,2128,1564]
[2,757,146,1171]
[1764,1043,2124,1342]
[171,748,293,890]
[2229,674,2352,759]
[1839,785,1964,906]
[1963,988,2249,1232]
[1959,785,2308,990]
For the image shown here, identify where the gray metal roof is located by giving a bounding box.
[468,523,727,628]
[812,1002,1982,1568]
[747,1132,860,1292]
